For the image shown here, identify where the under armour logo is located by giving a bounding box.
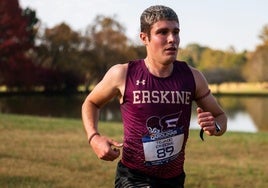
[136,80,146,85]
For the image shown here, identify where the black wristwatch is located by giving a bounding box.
[200,122,222,141]
[215,122,222,133]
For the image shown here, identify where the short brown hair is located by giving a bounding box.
[140,5,179,36]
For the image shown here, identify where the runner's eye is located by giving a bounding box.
[156,29,168,35]
[173,29,180,35]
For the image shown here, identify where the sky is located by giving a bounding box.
[19,0,267,52]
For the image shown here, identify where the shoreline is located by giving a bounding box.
[0,90,267,97]
[0,82,268,97]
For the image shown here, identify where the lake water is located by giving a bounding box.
[0,94,267,133]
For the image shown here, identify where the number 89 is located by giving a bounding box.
[157,146,174,158]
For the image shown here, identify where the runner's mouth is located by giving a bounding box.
[165,47,177,53]
[165,47,177,51]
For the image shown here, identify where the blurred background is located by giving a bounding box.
[1,0,268,133]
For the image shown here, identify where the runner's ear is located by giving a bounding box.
[140,32,148,45]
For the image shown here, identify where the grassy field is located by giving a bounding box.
[0,114,267,188]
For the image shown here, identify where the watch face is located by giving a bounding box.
[215,122,221,132]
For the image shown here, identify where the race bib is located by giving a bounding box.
[142,128,184,166]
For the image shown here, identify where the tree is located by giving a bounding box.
[86,15,131,83]
[243,24,268,82]
[179,43,207,67]
[0,0,38,90]
[36,23,84,92]
[258,24,268,45]
[35,16,143,92]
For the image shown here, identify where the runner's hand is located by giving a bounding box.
[197,107,216,136]
[90,135,123,161]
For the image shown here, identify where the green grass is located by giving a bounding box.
[0,114,267,188]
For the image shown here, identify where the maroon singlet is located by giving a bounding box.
[120,59,196,178]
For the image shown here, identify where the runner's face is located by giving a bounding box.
[145,20,180,64]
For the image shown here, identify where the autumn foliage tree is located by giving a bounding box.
[79,15,143,88]
[243,24,268,82]
[36,23,84,92]
[32,16,140,93]
[179,44,247,85]
[87,15,133,82]
[0,0,38,90]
